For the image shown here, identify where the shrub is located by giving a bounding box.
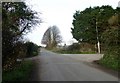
[100,45,119,71]
[25,42,39,57]
[99,19,119,71]
[67,43,80,51]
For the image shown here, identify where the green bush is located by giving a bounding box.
[67,43,80,51]
[25,42,39,57]
[100,46,119,71]
[3,42,27,71]
[99,14,120,71]
[100,56,119,71]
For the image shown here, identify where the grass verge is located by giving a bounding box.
[53,49,96,54]
[99,57,119,71]
[2,60,34,82]
[55,50,81,54]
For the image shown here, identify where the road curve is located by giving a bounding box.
[27,48,118,81]
[37,48,118,81]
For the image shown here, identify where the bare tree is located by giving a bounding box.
[41,25,62,48]
[41,28,52,48]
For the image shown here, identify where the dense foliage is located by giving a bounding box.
[67,43,80,51]
[100,9,120,71]
[2,2,40,71]
[25,42,39,57]
[71,5,115,44]
[71,5,120,70]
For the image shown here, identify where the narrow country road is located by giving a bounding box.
[28,48,118,81]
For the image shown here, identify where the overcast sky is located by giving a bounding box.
[24,0,119,46]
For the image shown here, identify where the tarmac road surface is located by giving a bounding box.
[28,48,119,81]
